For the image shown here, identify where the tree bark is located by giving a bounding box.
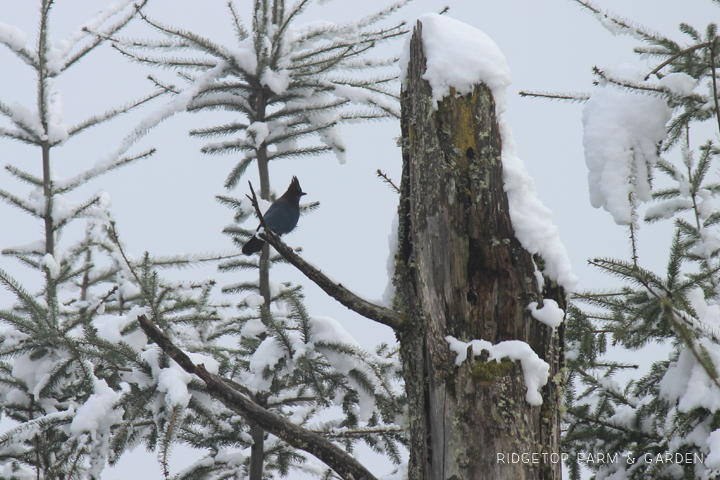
[255,83,270,480]
[249,419,265,480]
[395,20,564,480]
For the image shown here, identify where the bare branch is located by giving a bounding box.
[643,41,711,80]
[709,40,720,136]
[136,314,379,480]
[376,169,400,194]
[245,181,401,330]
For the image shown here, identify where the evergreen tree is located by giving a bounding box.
[112,1,409,478]
[525,1,720,478]
[0,1,231,478]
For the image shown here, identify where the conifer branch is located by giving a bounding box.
[668,309,720,391]
[146,75,180,95]
[54,148,156,194]
[265,395,316,408]
[0,409,74,447]
[74,338,148,371]
[271,0,312,66]
[518,90,590,102]
[113,44,219,70]
[709,40,720,135]
[354,1,408,33]
[266,145,333,161]
[574,367,637,406]
[67,88,168,137]
[77,286,118,327]
[290,40,367,66]
[227,1,249,42]
[265,120,340,147]
[0,126,40,145]
[187,92,253,115]
[340,109,394,121]
[136,11,240,72]
[201,138,255,155]
[570,411,651,437]
[593,67,665,94]
[629,218,639,268]
[376,169,400,194]
[66,445,85,480]
[563,6,720,476]
[159,405,181,477]
[53,195,104,231]
[246,181,401,330]
[0,37,38,68]
[0,188,44,217]
[619,263,720,389]
[572,0,666,44]
[5,165,43,187]
[62,0,149,73]
[107,222,160,323]
[643,41,711,80]
[136,314,380,480]
[147,252,241,269]
[0,268,47,330]
[189,78,252,94]
[310,426,405,438]
[264,99,349,121]
[0,100,43,140]
[594,362,638,369]
[339,56,400,70]
[189,122,249,138]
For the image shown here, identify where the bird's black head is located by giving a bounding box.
[283,176,306,202]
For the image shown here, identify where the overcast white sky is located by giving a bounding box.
[1,0,718,478]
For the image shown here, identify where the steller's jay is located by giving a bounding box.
[242,176,306,255]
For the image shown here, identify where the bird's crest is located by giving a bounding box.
[288,176,306,196]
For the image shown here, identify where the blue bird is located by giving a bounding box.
[242,176,306,255]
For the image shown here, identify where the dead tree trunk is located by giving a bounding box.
[394,20,564,480]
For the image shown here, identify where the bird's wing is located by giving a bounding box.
[263,201,280,223]
[256,201,280,231]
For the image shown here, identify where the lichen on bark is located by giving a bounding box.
[392,19,564,480]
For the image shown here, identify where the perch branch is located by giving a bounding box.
[246,181,401,330]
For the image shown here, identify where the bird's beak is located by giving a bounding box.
[301,191,307,196]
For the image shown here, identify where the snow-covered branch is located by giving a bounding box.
[0,21,38,66]
[60,0,149,73]
[136,314,381,480]
[67,88,169,138]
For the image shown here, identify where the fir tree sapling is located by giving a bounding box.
[524,1,720,478]
[113,1,410,478]
[0,1,164,478]
[0,1,235,478]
